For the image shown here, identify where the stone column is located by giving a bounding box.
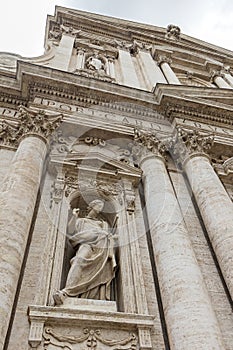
[158,56,180,85]
[76,48,85,70]
[173,128,233,299]
[210,70,232,89]
[133,129,225,350]
[118,47,141,88]
[0,107,61,350]
[137,50,167,88]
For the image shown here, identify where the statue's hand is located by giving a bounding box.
[72,208,80,217]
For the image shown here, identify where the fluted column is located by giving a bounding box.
[137,50,167,88]
[173,128,233,299]
[158,56,180,85]
[210,70,232,89]
[0,107,61,349]
[133,130,225,350]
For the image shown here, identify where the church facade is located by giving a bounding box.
[0,6,233,350]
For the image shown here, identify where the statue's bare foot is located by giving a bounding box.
[53,291,66,305]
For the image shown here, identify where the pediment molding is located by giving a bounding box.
[50,151,142,183]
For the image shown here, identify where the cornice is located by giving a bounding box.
[0,61,233,130]
[46,7,233,66]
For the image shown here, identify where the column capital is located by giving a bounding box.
[169,127,214,165]
[209,69,225,83]
[157,55,172,66]
[132,128,167,165]
[18,106,62,143]
[0,120,19,149]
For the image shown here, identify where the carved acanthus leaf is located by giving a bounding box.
[0,120,19,147]
[132,128,168,161]
[18,106,62,141]
[43,327,137,349]
[168,127,214,164]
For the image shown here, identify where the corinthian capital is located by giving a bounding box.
[132,128,167,163]
[0,120,19,148]
[169,127,214,164]
[18,106,62,142]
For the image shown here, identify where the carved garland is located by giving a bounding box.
[43,327,137,350]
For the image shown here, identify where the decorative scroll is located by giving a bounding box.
[43,327,137,350]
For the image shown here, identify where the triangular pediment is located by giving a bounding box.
[51,150,142,180]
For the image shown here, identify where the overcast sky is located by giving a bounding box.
[1,0,233,57]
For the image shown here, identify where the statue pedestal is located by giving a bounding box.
[61,297,117,312]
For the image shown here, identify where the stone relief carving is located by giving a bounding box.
[132,127,167,161]
[168,127,214,164]
[64,177,123,201]
[49,24,81,42]
[43,327,137,350]
[53,199,117,305]
[165,24,181,40]
[132,127,214,166]
[157,55,172,66]
[18,106,62,141]
[0,107,62,148]
[75,51,114,82]
[0,120,18,147]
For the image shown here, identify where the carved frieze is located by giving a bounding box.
[43,327,137,350]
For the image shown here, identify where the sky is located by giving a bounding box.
[1,0,233,57]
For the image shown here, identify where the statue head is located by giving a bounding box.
[87,199,104,213]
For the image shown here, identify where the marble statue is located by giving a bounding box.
[53,199,116,305]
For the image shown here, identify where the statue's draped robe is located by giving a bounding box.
[63,217,116,300]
